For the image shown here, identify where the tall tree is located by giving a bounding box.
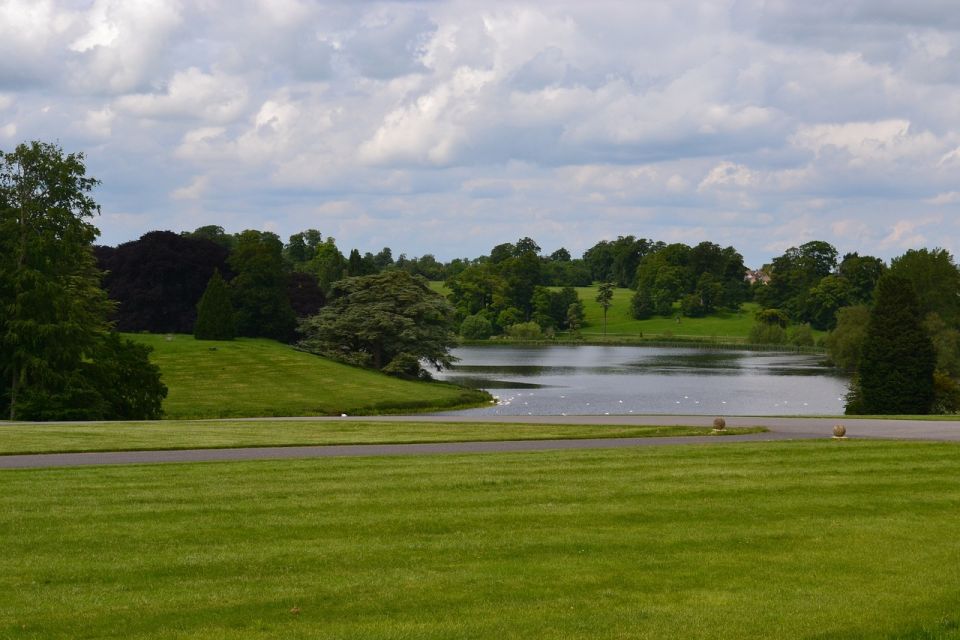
[596,282,615,336]
[299,271,458,378]
[0,141,166,420]
[854,275,935,415]
[95,230,230,333]
[228,230,296,341]
[889,248,960,324]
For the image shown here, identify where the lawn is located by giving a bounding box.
[2,440,960,638]
[0,420,764,455]
[432,280,766,341]
[573,286,759,339]
[125,334,490,419]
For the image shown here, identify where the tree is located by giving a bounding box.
[825,305,870,370]
[838,252,885,304]
[460,313,493,339]
[803,274,852,330]
[299,270,458,378]
[228,230,296,341]
[888,248,960,324]
[596,282,615,335]
[757,240,839,320]
[0,141,166,420]
[309,237,346,294]
[194,269,236,340]
[854,275,935,415]
[182,224,236,250]
[284,229,323,265]
[95,230,230,333]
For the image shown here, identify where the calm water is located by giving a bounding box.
[435,345,849,416]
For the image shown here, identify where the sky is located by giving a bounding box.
[2,0,959,267]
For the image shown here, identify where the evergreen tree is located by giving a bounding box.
[299,271,458,378]
[854,275,936,414]
[194,269,236,340]
[0,141,166,420]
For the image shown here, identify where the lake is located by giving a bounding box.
[435,345,849,416]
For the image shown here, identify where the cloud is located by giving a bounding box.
[879,216,942,251]
[115,68,248,123]
[1,0,960,267]
[171,175,209,200]
[925,191,960,205]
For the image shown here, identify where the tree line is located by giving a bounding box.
[5,140,959,420]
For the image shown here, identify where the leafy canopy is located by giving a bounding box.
[299,270,458,378]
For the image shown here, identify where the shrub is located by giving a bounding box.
[460,314,494,339]
[749,322,787,345]
[787,323,815,347]
[506,321,543,340]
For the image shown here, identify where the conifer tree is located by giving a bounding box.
[854,275,935,414]
[194,269,236,340]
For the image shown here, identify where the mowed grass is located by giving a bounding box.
[431,281,760,340]
[574,287,758,338]
[126,334,489,419]
[0,420,765,455]
[2,441,960,638]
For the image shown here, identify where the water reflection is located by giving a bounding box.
[436,345,848,416]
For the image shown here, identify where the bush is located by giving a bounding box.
[787,323,815,347]
[749,322,787,345]
[755,308,789,328]
[506,321,543,340]
[460,314,493,339]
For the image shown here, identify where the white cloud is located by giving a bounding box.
[698,162,757,190]
[791,120,919,160]
[116,68,248,123]
[81,108,114,138]
[68,0,183,94]
[879,217,941,251]
[925,191,960,205]
[3,0,960,266]
[171,175,209,200]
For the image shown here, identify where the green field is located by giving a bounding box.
[432,280,761,341]
[574,286,758,339]
[3,441,960,638]
[126,334,489,419]
[0,420,763,455]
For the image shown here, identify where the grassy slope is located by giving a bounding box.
[127,334,488,419]
[0,420,764,455]
[573,286,758,338]
[3,441,960,638]
[432,280,760,340]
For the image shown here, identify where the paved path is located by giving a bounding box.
[2,414,959,470]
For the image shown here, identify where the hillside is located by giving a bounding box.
[127,334,490,419]
[573,286,757,339]
[432,281,760,341]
